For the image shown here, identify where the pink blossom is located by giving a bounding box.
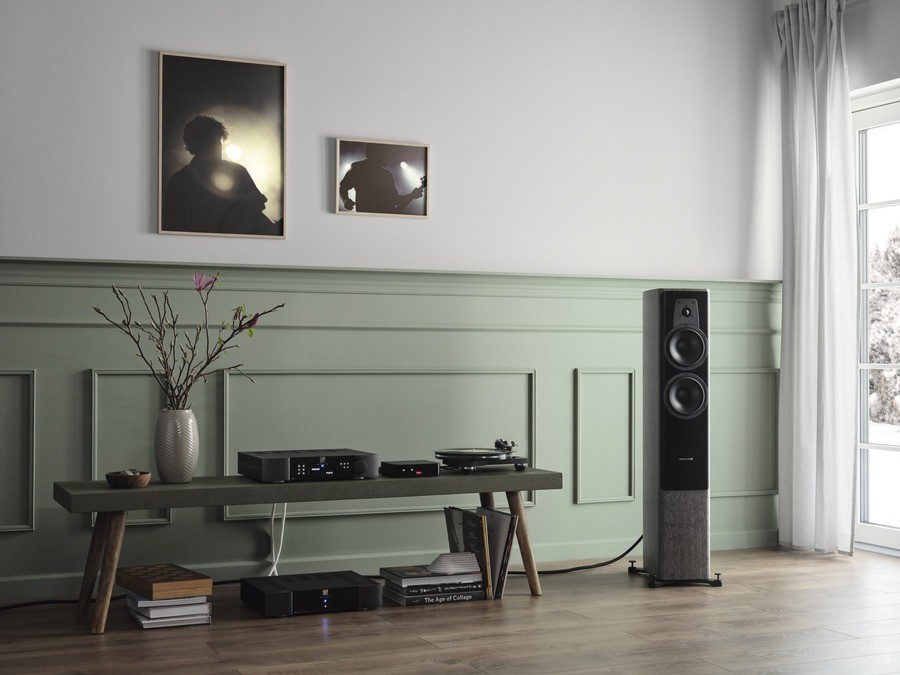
[193,272,216,292]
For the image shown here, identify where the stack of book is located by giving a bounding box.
[380,553,485,606]
[380,503,520,608]
[115,563,213,629]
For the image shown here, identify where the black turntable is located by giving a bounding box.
[435,439,527,474]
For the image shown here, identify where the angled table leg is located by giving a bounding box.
[506,490,541,596]
[75,510,127,634]
[91,510,126,634]
[76,512,110,617]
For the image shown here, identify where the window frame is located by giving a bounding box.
[851,80,900,551]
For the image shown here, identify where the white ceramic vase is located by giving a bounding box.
[154,409,199,484]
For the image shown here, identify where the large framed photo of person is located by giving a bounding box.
[336,138,428,218]
[158,52,285,238]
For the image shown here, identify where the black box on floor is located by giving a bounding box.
[240,571,382,617]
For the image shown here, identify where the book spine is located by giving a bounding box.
[444,507,493,600]
[477,513,493,600]
[385,580,484,596]
[405,591,485,605]
[128,599,212,618]
[125,590,207,607]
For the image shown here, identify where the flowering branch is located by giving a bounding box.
[93,273,284,410]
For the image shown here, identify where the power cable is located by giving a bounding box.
[509,535,643,575]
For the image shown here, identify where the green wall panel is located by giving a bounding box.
[0,371,34,532]
[575,369,635,504]
[709,369,779,497]
[91,371,169,525]
[0,259,781,601]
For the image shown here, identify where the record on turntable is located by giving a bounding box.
[436,447,514,461]
[435,440,527,473]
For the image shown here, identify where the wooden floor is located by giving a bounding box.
[3,548,900,674]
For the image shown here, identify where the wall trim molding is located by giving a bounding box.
[0,370,35,532]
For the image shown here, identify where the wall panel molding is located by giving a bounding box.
[575,368,636,504]
[709,368,779,498]
[0,370,35,532]
[91,370,172,525]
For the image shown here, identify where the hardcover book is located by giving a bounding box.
[383,579,484,596]
[475,506,519,599]
[382,586,485,606]
[116,563,213,600]
[127,597,212,619]
[127,609,212,629]
[443,506,493,599]
[379,564,483,587]
[124,590,208,608]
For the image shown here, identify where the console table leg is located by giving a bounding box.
[506,490,541,596]
[479,492,495,509]
[89,510,126,635]
[76,512,110,617]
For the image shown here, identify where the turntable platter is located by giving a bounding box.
[435,446,526,473]
[435,447,515,461]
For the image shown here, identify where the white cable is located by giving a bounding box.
[267,502,287,576]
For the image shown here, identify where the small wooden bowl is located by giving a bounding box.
[106,470,152,489]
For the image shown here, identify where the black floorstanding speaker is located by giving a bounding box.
[634,288,720,587]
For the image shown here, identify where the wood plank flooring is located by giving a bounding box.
[3,548,900,674]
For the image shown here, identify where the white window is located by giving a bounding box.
[853,82,900,552]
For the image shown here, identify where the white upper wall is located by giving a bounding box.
[844,0,900,91]
[0,0,783,280]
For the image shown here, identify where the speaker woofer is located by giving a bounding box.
[664,326,707,369]
[664,373,708,419]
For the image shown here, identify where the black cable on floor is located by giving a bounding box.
[0,594,125,612]
[509,534,643,575]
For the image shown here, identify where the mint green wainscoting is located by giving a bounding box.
[0,259,780,601]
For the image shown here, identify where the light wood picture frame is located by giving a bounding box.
[158,52,285,238]
[336,138,428,218]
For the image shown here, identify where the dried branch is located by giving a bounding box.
[92,274,283,410]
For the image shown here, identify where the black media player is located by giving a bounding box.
[237,449,379,482]
[241,571,382,617]
[379,460,440,478]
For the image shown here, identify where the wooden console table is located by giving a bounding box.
[54,468,563,634]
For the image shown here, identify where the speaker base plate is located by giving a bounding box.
[627,561,723,588]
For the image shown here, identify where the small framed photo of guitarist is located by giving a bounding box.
[336,138,428,218]
[159,51,285,238]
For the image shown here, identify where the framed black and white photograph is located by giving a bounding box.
[158,52,285,238]
[336,138,428,218]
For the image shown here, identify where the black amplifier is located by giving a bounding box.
[241,571,382,617]
[379,459,440,478]
[237,449,379,482]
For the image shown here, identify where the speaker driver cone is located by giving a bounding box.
[664,373,708,418]
[665,326,707,369]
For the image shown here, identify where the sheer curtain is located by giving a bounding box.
[775,0,857,554]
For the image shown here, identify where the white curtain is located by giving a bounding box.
[775,0,857,554]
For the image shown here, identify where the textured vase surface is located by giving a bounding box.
[154,409,199,484]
